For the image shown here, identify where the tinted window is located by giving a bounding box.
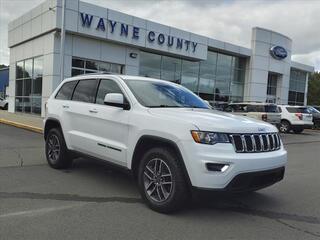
[55,81,78,100]
[247,105,278,113]
[278,107,282,113]
[227,104,247,112]
[286,107,309,113]
[72,79,98,103]
[96,79,122,105]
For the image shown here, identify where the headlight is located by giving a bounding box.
[191,131,230,145]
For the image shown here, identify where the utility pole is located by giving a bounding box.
[59,0,66,82]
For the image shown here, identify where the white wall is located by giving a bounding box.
[244,27,292,104]
[8,32,57,117]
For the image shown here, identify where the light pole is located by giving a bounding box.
[59,0,66,82]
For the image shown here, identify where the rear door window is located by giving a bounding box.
[55,81,78,100]
[286,107,309,113]
[72,79,99,103]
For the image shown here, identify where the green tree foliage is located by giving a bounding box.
[0,64,8,69]
[308,71,320,105]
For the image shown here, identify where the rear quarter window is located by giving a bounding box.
[286,107,309,113]
[55,81,78,100]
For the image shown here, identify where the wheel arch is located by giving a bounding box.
[131,135,192,187]
[44,118,62,140]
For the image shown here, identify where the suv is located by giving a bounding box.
[307,106,320,129]
[0,97,8,110]
[278,105,313,133]
[225,102,281,126]
[44,75,287,213]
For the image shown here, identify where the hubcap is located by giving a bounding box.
[280,123,288,132]
[143,158,173,203]
[47,134,60,163]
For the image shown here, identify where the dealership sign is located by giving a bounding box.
[270,46,287,60]
[80,13,198,53]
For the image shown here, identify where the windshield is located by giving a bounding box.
[125,80,209,109]
[308,107,320,114]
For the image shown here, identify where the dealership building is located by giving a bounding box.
[7,0,314,117]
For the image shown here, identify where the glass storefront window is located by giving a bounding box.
[15,56,43,114]
[139,51,246,104]
[161,56,182,83]
[289,69,307,105]
[181,60,199,92]
[71,58,124,77]
[16,61,24,79]
[24,59,33,78]
[139,52,161,78]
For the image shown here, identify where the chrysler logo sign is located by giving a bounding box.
[80,13,198,53]
[270,46,287,60]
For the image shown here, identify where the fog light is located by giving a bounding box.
[206,163,229,172]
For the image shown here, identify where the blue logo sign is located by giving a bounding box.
[270,46,287,60]
[80,13,198,53]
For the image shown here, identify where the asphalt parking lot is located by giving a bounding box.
[0,124,320,240]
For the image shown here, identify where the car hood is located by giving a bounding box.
[148,108,278,133]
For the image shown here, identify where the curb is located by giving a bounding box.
[0,118,43,134]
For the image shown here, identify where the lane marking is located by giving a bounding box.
[0,203,86,218]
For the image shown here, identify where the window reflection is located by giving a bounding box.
[181,60,199,92]
[139,51,246,105]
[15,56,43,114]
[289,69,306,105]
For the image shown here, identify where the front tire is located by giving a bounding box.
[279,120,290,133]
[45,128,72,169]
[137,147,189,213]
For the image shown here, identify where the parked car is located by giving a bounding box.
[0,97,8,110]
[224,102,281,126]
[313,106,320,112]
[307,106,320,128]
[278,105,313,133]
[44,75,287,213]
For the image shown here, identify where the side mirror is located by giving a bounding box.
[104,93,130,110]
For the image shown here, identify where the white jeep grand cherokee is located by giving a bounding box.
[44,74,287,213]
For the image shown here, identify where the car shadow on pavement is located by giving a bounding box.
[49,157,319,226]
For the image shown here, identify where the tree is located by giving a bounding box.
[307,72,320,106]
[0,64,8,70]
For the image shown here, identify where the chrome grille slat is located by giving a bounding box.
[230,133,281,153]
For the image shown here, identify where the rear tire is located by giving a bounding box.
[4,104,8,110]
[279,120,290,133]
[45,128,73,169]
[293,128,304,134]
[137,147,189,213]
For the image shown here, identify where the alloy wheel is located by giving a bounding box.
[280,122,289,133]
[47,134,61,164]
[143,158,173,203]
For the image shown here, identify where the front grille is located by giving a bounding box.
[230,133,281,153]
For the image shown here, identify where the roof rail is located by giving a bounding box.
[78,71,124,76]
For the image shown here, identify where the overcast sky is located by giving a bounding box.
[0,0,320,71]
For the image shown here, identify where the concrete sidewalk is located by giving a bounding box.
[0,110,43,133]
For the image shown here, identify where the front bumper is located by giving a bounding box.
[178,140,287,190]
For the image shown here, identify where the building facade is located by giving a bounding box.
[7,0,314,117]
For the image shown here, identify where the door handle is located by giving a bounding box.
[89,109,98,113]
[62,105,69,109]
